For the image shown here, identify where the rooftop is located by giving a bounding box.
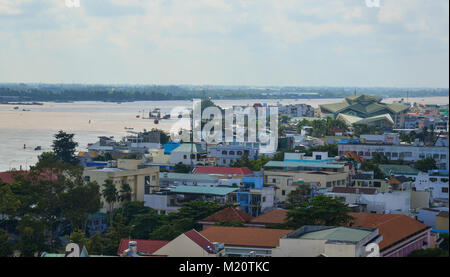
[171,143,205,153]
[193,166,254,175]
[250,209,288,225]
[159,172,219,182]
[349,212,429,250]
[379,164,420,176]
[200,226,293,248]
[264,161,344,169]
[168,185,239,196]
[201,207,254,224]
[292,226,375,243]
[117,239,169,256]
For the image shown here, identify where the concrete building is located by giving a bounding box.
[83,159,160,212]
[231,177,275,217]
[158,172,219,188]
[169,143,207,166]
[338,143,449,170]
[208,144,258,166]
[413,170,449,201]
[272,226,382,257]
[153,230,219,257]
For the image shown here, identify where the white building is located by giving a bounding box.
[338,144,449,170]
[169,143,207,166]
[414,170,449,201]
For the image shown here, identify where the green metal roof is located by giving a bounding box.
[379,164,420,176]
[298,227,373,242]
[168,185,238,196]
[171,143,205,153]
[264,161,344,169]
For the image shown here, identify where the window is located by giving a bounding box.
[365,152,371,156]
[326,182,332,188]
[358,152,364,156]
[84,176,90,182]
[392,152,398,158]
[229,151,235,155]
[152,175,156,181]
[442,188,449,193]
[262,196,266,202]
[183,155,187,159]
[373,182,381,188]
[440,154,447,160]
[190,154,196,159]
[282,190,286,196]
[430,178,438,183]
[433,154,439,159]
[442,178,449,183]
[222,151,227,155]
[237,151,243,155]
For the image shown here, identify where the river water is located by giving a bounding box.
[0,97,448,171]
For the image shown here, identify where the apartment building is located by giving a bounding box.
[338,143,449,170]
[83,159,160,212]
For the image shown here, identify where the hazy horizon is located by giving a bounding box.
[1,0,448,88]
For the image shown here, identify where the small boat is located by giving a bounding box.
[154,119,159,124]
[14,106,19,110]
[136,115,140,118]
[34,146,41,151]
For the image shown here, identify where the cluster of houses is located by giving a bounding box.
[3,95,448,257]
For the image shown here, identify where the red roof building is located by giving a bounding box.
[199,207,254,229]
[349,213,431,257]
[117,239,169,256]
[192,166,253,176]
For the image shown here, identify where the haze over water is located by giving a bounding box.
[0,97,448,172]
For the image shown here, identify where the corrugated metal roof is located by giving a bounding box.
[264,161,344,169]
[168,185,238,196]
[298,227,373,242]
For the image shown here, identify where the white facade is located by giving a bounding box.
[338,144,449,170]
[414,171,449,200]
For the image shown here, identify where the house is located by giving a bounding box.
[337,113,395,130]
[349,212,432,257]
[413,170,449,201]
[272,226,382,257]
[200,226,293,257]
[77,151,99,167]
[415,207,449,230]
[247,209,288,228]
[199,207,254,229]
[83,159,160,212]
[153,229,219,257]
[117,239,169,256]
[144,186,239,215]
[436,211,449,231]
[231,177,275,217]
[169,143,207,166]
[208,144,258,166]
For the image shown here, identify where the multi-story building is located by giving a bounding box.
[338,143,449,170]
[208,143,258,166]
[169,143,207,166]
[278,103,315,118]
[231,177,275,217]
[83,159,160,212]
[413,170,449,201]
[158,172,220,188]
[263,153,350,204]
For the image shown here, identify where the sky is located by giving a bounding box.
[0,0,448,88]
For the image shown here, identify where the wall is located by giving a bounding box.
[154,234,216,257]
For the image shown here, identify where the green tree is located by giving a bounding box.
[52,131,79,165]
[0,229,13,257]
[439,234,449,252]
[174,162,191,173]
[102,179,118,218]
[66,229,89,247]
[119,183,132,203]
[0,183,21,223]
[285,184,312,209]
[415,158,438,172]
[214,221,245,227]
[285,195,354,229]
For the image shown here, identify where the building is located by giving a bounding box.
[144,186,239,215]
[158,172,219,188]
[337,113,395,130]
[413,170,449,201]
[272,226,382,257]
[349,213,432,257]
[83,159,160,212]
[247,209,288,228]
[319,95,410,128]
[200,226,293,257]
[338,143,449,170]
[199,207,254,230]
[263,153,350,203]
[169,143,207,166]
[278,103,315,118]
[153,229,219,257]
[208,144,258,166]
[360,133,400,145]
[231,177,275,217]
[117,239,169,256]
[415,207,449,230]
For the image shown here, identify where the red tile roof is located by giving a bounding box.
[349,213,430,250]
[184,229,215,253]
[193,166,253,176]
[250,209,288,225]
[0,170,58,184]
[201,207,254,223]
[200,226,293,248]
[117,239,169,256]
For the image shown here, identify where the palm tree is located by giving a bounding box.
[102,179,118,221]
[119,183,132,203]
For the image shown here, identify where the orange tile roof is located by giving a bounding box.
[117,239,169,256]
[200,226,293,248]
[201,207,254,223]
[250,209,288,225]
[349,213,429,250]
